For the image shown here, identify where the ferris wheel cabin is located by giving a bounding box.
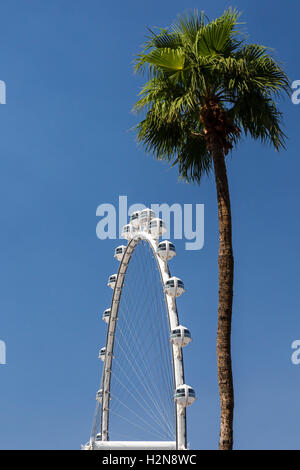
[121,224,136,240]
[98,347,106,362]
[170,325,192,347]
[174,384,197,407]
[139,208,155,228]
[148,218,167,238]
[129,211,141,228]
[102,308,111,323]
[157,241,176,261]
[96,389,103,403]
[114,245,126,261]
[107,274,117,289]
[164,277,185,297]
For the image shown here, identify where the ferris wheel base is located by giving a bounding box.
[91,441,177,450]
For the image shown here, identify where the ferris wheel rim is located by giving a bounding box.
[98,230,187,450]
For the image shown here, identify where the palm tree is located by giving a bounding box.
[133,8,290,450]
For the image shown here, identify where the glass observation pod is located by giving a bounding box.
[164,277,185,297]
[129,211,141,228]
[98,347,106,362]
[107,274,117,289]
[139,208,156,228]
[95,433,102,441]
[157,241,176,261]
[170,325,192,347]
[121,224,136,240]
[96,389,103,403]
[114,245,126,262]
[102,308,111,324]
[148,218,167,238]
[174,384,196,407]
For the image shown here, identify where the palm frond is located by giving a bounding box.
[146,28,183,50]
[173,133,212,182]
[196,7,243,57]
[172,9,206,42]
[229,92,286,150]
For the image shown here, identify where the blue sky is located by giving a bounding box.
[0,0,299,450]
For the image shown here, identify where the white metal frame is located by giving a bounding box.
[97,231,187,450]
[92,441,177,450]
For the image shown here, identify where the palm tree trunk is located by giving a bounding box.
[212,145,234,450]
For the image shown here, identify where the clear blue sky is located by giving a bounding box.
[0,0,299,450]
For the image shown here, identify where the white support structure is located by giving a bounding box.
[100,231,187,450]
[93,441,176,450]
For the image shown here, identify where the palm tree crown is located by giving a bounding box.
[134,8,290,182]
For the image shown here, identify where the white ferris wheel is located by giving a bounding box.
[82,208,196,450]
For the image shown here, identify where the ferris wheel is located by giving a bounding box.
[82,208,196,450]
